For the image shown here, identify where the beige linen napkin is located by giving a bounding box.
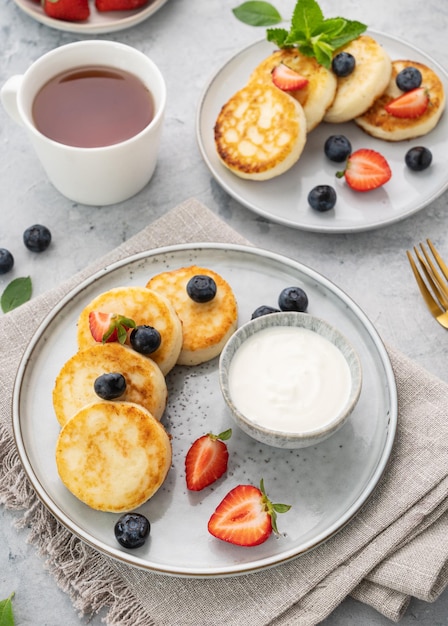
[1,198,447,625]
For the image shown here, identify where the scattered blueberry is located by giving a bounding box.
[324,135,352,162]
[278,287,308,312]
[405,146,433,171]
[251,305,281,319]
[114,512,150,549]
[94,372,126,400]
[23,224,52,252]
[308,185,337,212]
[331,52,356,77]
[130,325,161,354]
[186,274,217,303]
[396,66,422,92]
[0,248,14,274]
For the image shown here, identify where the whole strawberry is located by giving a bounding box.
[42,0,90,21]
[185,429,232,491]
[95,0,149,11]
[208,479,291,546]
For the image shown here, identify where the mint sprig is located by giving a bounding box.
[233,0,367,68]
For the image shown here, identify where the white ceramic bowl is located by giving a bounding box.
[219,312,362,449]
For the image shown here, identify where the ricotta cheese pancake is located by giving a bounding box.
[147,265,238,365]
[214,80,307,180]
[355,59,446,141]
[250,48,337,131]
[56,401,172,513]
[324,35,392,123]
[76,286,182,375]
[53,342,167,427]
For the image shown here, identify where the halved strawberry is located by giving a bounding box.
[95,0,149,10]
[43,0,90,21]
[88,311,136,344]
[207,479,291,547]
[271,63,309,92]
[336,148,392,192]
[385,87,429,119]
[185,429,231,491]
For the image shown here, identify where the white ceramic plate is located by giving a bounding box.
[13,0,168,34]
[13,244,397,577]
[197,32,448,233]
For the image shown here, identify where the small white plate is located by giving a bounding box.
[13,244,397,577]
[13,0,168,34]
[197,32,448,233]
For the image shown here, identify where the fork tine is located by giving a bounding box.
[427,239,448,281]
[406,250,444,318]
[415,245,448,308]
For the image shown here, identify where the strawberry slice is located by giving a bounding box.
[43,0,90,21]
[88,311,136,344]
[336,148,392,192]
[185,429,232,491]
[385,87,429,119]
[271,63,309,92]
[208,479,291,547]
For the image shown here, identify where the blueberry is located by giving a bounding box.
[308,185,337,212]
[331,52,356,77]
[324,135,352,162]
[396,66,422,92]
[186,275,217,303]
[114,512,150,549]
[23,224,51,252]
[130,325,161,354]
[94,372,126,400]
[0,248,14,274]
[405,146,432,171]
[278,287,308,312]
[251,305,281,319]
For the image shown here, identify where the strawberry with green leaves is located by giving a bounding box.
[42,0,90,21]
[385,87,430,119]
[88,311,136,344]
[208,479,291,546]
[185,429,232,491]
[336,149,392,192]
[271,63,309,91]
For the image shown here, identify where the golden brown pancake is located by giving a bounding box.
[146,265,238,365]
[55,401,172,513]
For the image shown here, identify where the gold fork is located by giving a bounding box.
[407,239,448,329]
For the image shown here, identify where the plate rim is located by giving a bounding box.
[12,242,398,577]
[196,30,448,234]
[12,0,168,34]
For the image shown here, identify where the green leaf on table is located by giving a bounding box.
[1,276,32,313]
[232,1,283,26]
[236,0,367,68]
[0,593,15,626]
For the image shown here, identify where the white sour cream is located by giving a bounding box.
[228,326,351,433]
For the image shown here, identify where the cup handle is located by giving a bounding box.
[1,75,25,126]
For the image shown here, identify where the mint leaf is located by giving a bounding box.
[0,593,15,626]
[1,276,32,313]
[232,1,282,26]
[234,0,367,68]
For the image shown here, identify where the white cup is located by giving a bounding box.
[1,40,166,206]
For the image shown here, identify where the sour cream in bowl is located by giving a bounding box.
[219,312,362,449]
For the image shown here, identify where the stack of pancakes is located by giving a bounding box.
[54,265,238,513]
[214,35,445,180]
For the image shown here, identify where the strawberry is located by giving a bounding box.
[271,63,309,92]
[336,148,392,192]
[185,429,232,491]
[95,0,149,11]
[208,479,291,547]
[88,311,136,344]
[385,87,429,119]
[42,0,90,21]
